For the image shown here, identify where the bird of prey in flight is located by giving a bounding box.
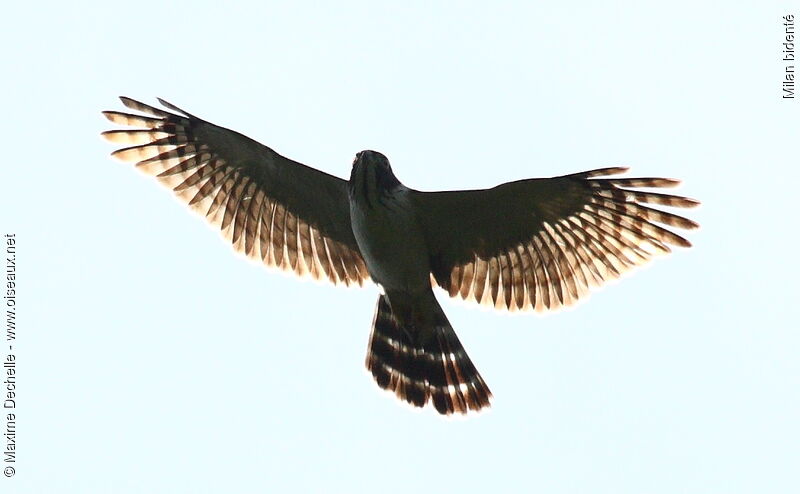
[102,97,698,415]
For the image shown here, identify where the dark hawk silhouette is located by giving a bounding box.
[103,97,699,415]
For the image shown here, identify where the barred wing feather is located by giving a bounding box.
[102,97,369,286]
[415,168,699,311]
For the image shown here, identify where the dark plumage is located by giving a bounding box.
[103,97,699,415]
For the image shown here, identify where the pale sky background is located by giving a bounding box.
[1,1,798,493]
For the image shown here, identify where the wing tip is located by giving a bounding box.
[684,197,701,208]
[100,110,119,123]
[660,178,681,188]
[100,130,120,143]
[118,95,138,108]
[157,97,194,117]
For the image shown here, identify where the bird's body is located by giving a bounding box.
[103,97,699,415]
[349,154,429,295]
[348,150,492,411]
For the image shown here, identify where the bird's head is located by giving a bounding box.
[349,150,402,202]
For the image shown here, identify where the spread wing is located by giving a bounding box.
[102,97,369,286]
[414,168,699,311]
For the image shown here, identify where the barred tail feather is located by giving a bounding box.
[366,295,492,415]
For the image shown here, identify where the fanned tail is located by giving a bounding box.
[366,295,492,415]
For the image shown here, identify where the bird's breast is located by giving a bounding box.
[349,189,430,294]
